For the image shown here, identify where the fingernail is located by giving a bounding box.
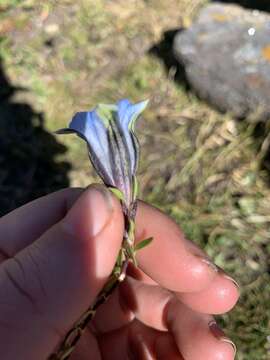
[194,255,219,273]
[118,277,137,313]
[209,320,237,356]
[63,184,113,237]
[217,267,240,289]
[118,284,130,313]
[184,241,218,274]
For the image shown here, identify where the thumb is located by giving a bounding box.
[0,184,124,360]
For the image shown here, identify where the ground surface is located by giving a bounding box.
[0,1,270,359]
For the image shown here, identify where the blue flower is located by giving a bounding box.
[56,99,148,213]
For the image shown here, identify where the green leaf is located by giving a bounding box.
[108,187,125,202]
[132,176,139,199]
[128,219,135,239]
[134,237,153,251]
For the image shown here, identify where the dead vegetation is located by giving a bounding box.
[0,1,269,358]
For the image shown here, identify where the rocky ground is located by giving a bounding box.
[0,1,270,358]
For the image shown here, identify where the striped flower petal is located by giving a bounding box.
[56,99,148,211]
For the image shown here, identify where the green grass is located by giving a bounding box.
[0,0,269,358]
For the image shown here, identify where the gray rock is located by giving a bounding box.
[173,3,270,119]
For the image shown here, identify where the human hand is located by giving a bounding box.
[0,185,239,359]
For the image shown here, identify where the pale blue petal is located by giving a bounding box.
[117,99,148,173]
[117,99,148,130]
[69,110,115,185]
[58,99,147,208]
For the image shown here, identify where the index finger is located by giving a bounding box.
[0,190,218,294]
[135,201,218,292]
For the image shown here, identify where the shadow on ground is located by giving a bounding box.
[148,29,189,90]
[0,57,70,216]
[212,0,270,12]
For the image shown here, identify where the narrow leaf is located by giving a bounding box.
[132,176,139,200]
[134,237,153,251]
[128,219,135,239]
[108,187,125,202]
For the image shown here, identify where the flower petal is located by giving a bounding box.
[69,111,115,185]
[117,99,148,173]
[56,99,148,211]
[117,99,148,130]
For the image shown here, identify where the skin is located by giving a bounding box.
[0,184,239,360]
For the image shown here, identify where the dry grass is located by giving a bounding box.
[0,0,269,358]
